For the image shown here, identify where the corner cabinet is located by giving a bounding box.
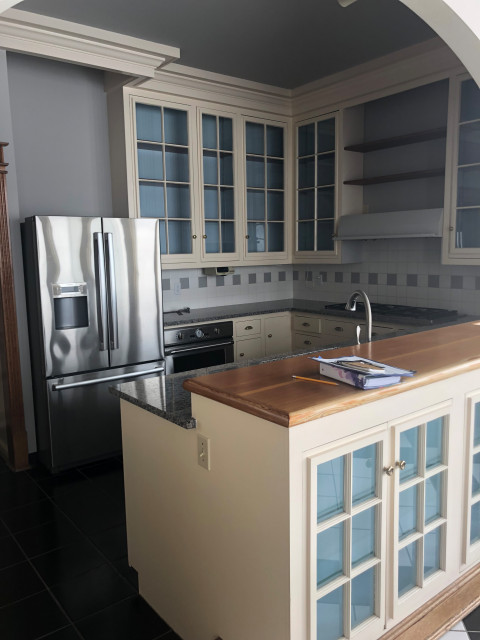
[443,74,480,264]
[111,87,291,268]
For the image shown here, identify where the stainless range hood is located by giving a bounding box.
[336,208,443,240]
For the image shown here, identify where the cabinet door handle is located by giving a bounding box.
[334,326,344,332]
[202,234,207,239]
[267,334,272,338]
[245,325,253,330]
[396,460,406,470]
[192,234,197,239]
[302,322,310,327]
[383,466,394,476]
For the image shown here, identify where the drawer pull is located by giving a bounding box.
[302,322,310,327]
[267,334,272,338]
[334,326,344,332]
[304,340,311,345]
[245,325,253,330]
[239,352,245,357]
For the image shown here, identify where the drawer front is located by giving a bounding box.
[293,314,322,334]
[322,318,358,338]
[235,318,261,337]
[235,336,263,361]
[293,332,328,350]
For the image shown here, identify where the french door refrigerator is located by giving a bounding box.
[22,216,165,472]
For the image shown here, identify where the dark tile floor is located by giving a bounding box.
[0,455,180,640]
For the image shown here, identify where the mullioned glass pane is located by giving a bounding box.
[164,108,188,146]
[351,568,375,629]
[424,527,442,578]
[317,456,345,523]
[202,114,217,150]
[400,427,419,483]
[136,104,162,142]
[425,473,443,524]
[426,418,444,469]
[398,541,417,597]
[399,485,418,540]
[317,522,344,587]
[352,444,377,505]
[317,586,344,640]
[352,506,376,567]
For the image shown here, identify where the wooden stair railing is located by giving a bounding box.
[0,142,28,470]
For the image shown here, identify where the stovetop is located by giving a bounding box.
[324,302,459,324]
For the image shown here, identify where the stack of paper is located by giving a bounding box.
[311,356,415,389]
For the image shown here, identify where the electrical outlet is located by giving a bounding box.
[197,434,211,471]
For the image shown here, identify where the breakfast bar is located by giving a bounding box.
[114,323,480,640]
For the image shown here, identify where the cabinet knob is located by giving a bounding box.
[334,326,344,332]
[267,334,272,338]
[383,466,395,476]
[245,235,250,239]
[239,352,245,357]
[396,460,406,470]
[245,325,253,330]
[449,226,454,231]
[302,322,310,327]
[192,234,197,239]
[203,234,207,239]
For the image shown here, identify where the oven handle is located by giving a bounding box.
[166,340,233,355]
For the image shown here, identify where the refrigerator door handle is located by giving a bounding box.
[93,232,108,351]
[104,232,119,350]
[52,365,166,391]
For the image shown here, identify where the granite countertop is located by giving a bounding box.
[163,298,469,328]
[111,313,476,429]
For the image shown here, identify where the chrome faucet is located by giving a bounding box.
[345,290,372,343]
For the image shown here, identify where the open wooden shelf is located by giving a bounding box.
[344,127,447,153]
[344,168,445,186]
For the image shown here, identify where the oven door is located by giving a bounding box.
[165,340,234,374]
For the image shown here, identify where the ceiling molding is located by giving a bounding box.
[138,62,293,117]
[292,37,464,117]
[0,8,180,78]
[0,1,22,15]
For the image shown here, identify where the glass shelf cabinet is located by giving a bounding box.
[200,109,239,260]
[464,391,480,567]
[444,75,480,264]
[295,114,338,260]
[135,100,197,263]
[244,118,288,260]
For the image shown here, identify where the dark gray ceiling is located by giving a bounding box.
[17,0,435,89]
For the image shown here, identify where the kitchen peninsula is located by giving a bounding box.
[113,323,480,640]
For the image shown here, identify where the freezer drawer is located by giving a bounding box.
[42,362,165,472]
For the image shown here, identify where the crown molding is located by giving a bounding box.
[0,1,22,14]
[292,37,464,117]
[0,8,180,79]
[138,62,293,117]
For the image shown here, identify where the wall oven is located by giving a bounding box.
[164,321,234,374]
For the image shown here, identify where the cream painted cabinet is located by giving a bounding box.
[443,74,480,264]
[307,400,457,639]
[463,390,480,567]
[234,313,291,361]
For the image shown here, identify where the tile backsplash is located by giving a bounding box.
[162,238,480,317]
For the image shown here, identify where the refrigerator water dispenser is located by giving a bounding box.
[52,283,88,330]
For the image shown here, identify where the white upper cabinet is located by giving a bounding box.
[132,96,199,265]
[443,74,480,264]
[243,117,289,262]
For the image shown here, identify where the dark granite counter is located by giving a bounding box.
[111,315,475,429]
[163,298,468,328]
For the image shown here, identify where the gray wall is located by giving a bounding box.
[7,52,113,219]
[1,52,115,452]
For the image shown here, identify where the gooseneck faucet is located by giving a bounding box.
[345,290,372,343]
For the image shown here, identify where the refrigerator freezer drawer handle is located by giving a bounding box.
[104,233,119,350]
[52,366,165,391]
[93,232,108,351]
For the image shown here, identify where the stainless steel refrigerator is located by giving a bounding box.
[22,216,165,472]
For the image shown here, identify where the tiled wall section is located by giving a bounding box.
[162,264,294,311]
[162,238,480,316]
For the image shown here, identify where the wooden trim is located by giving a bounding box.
[0,142,28,470]
[380,563,480,640]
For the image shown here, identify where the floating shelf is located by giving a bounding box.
[343,168,445,186]
[344,127,447,153]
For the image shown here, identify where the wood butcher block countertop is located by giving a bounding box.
[183,322,480,427]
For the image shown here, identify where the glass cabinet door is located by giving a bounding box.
[464,393,480,566]
[296,115,337,255]
[392,408,450,619]
[201,112,237,257]
[308,433,387,640]
[448,77,480,256]
[135,101,195,257]
[244,119,286,257]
